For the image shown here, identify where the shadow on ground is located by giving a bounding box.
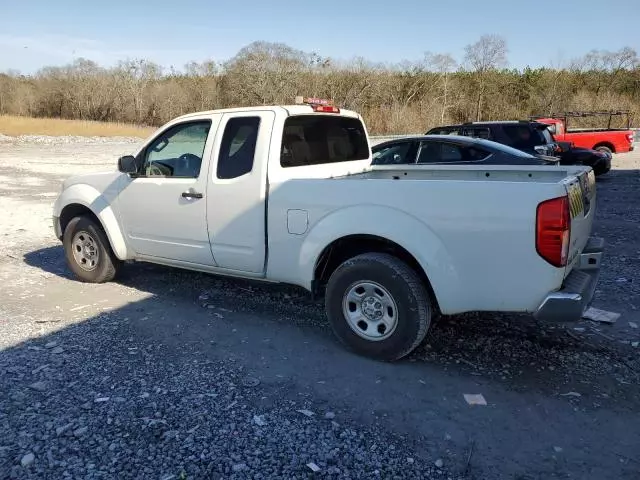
[13,243,640,480]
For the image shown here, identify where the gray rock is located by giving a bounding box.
[232,463,248,472]
[73,426,88,437]
[21,453,35,467]
[29,381,47,392]
[434,458,444,468]
[241,377,260,387]
[56,423,73,436]
[50,347,64,354]
[324,411,336,419]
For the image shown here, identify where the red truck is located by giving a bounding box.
[533,111,635,155]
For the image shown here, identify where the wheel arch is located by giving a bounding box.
[299,206,462,314]
[56,189,130,260]
[313,234,442,313]
[60,203,102,237]
[593,141,615,153]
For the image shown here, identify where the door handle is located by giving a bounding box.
[182,191,203,199]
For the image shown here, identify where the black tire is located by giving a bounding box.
[63,215,120,283]
[594,165,610,176]
[325,252,432,361]
[594,145,613,155]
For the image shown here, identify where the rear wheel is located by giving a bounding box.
[325,253,432,361]
[594,145,613,155]
[63,215,120,283]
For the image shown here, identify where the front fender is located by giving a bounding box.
[298,205,461,313]
[53,184,131,260]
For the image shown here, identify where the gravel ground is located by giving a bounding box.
[0,136,639,480]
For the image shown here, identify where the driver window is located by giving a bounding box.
[143,120,211,178]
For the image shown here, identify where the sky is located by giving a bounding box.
[1,0,638,74]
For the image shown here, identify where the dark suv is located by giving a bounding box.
[426,121,558,156]
[426,121,611,175]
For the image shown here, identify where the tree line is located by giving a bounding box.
[0,35,638,134]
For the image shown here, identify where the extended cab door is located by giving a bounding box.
[206,110,276,274]
[117,116,219,265]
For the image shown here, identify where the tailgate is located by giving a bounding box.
[563,169,596,276]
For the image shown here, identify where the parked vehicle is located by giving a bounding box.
[426,121,611,175]
[557,144,611,175]
[371,134,559,166]
[53,97,604,361]
[533,111,635,155]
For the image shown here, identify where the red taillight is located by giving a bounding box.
[536,196,570,267]
[312,105,340,113]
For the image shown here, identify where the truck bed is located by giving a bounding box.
[267,162,594,316]
[360,164,589,183]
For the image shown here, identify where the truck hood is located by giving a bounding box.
[62,171,123,192]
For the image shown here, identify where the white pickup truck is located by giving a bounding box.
[53,98,604,361]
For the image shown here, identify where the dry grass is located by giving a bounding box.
[0,115,154,138]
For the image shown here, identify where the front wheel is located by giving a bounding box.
[325,253,432,361]
[63,215,120,283]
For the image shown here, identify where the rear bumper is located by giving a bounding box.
[533,236,604,323]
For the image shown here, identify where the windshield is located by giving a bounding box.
[280,115,369,167]
[540,127,554,144]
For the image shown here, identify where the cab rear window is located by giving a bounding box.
[281,115,369,167]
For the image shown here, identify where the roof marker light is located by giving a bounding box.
[294,96,340,113]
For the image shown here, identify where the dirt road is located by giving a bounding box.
[1,136,639,479]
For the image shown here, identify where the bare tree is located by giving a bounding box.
[428,53,458,123]
[2,40,640,133]
[114,59,162,123]
[222,41,312,106]
[464,34,508,120]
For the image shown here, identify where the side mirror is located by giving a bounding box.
[533,145,548,155]
[118,155,138,174]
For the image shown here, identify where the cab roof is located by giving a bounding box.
[173,104,361,121]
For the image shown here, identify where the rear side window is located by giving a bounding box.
[417,141,490,163]
[427,127,461,135]
[217,117,260,179]
[462,127,490,140]
[467,147,491,161]
[417,141,464,163]
[281,115,369,167]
